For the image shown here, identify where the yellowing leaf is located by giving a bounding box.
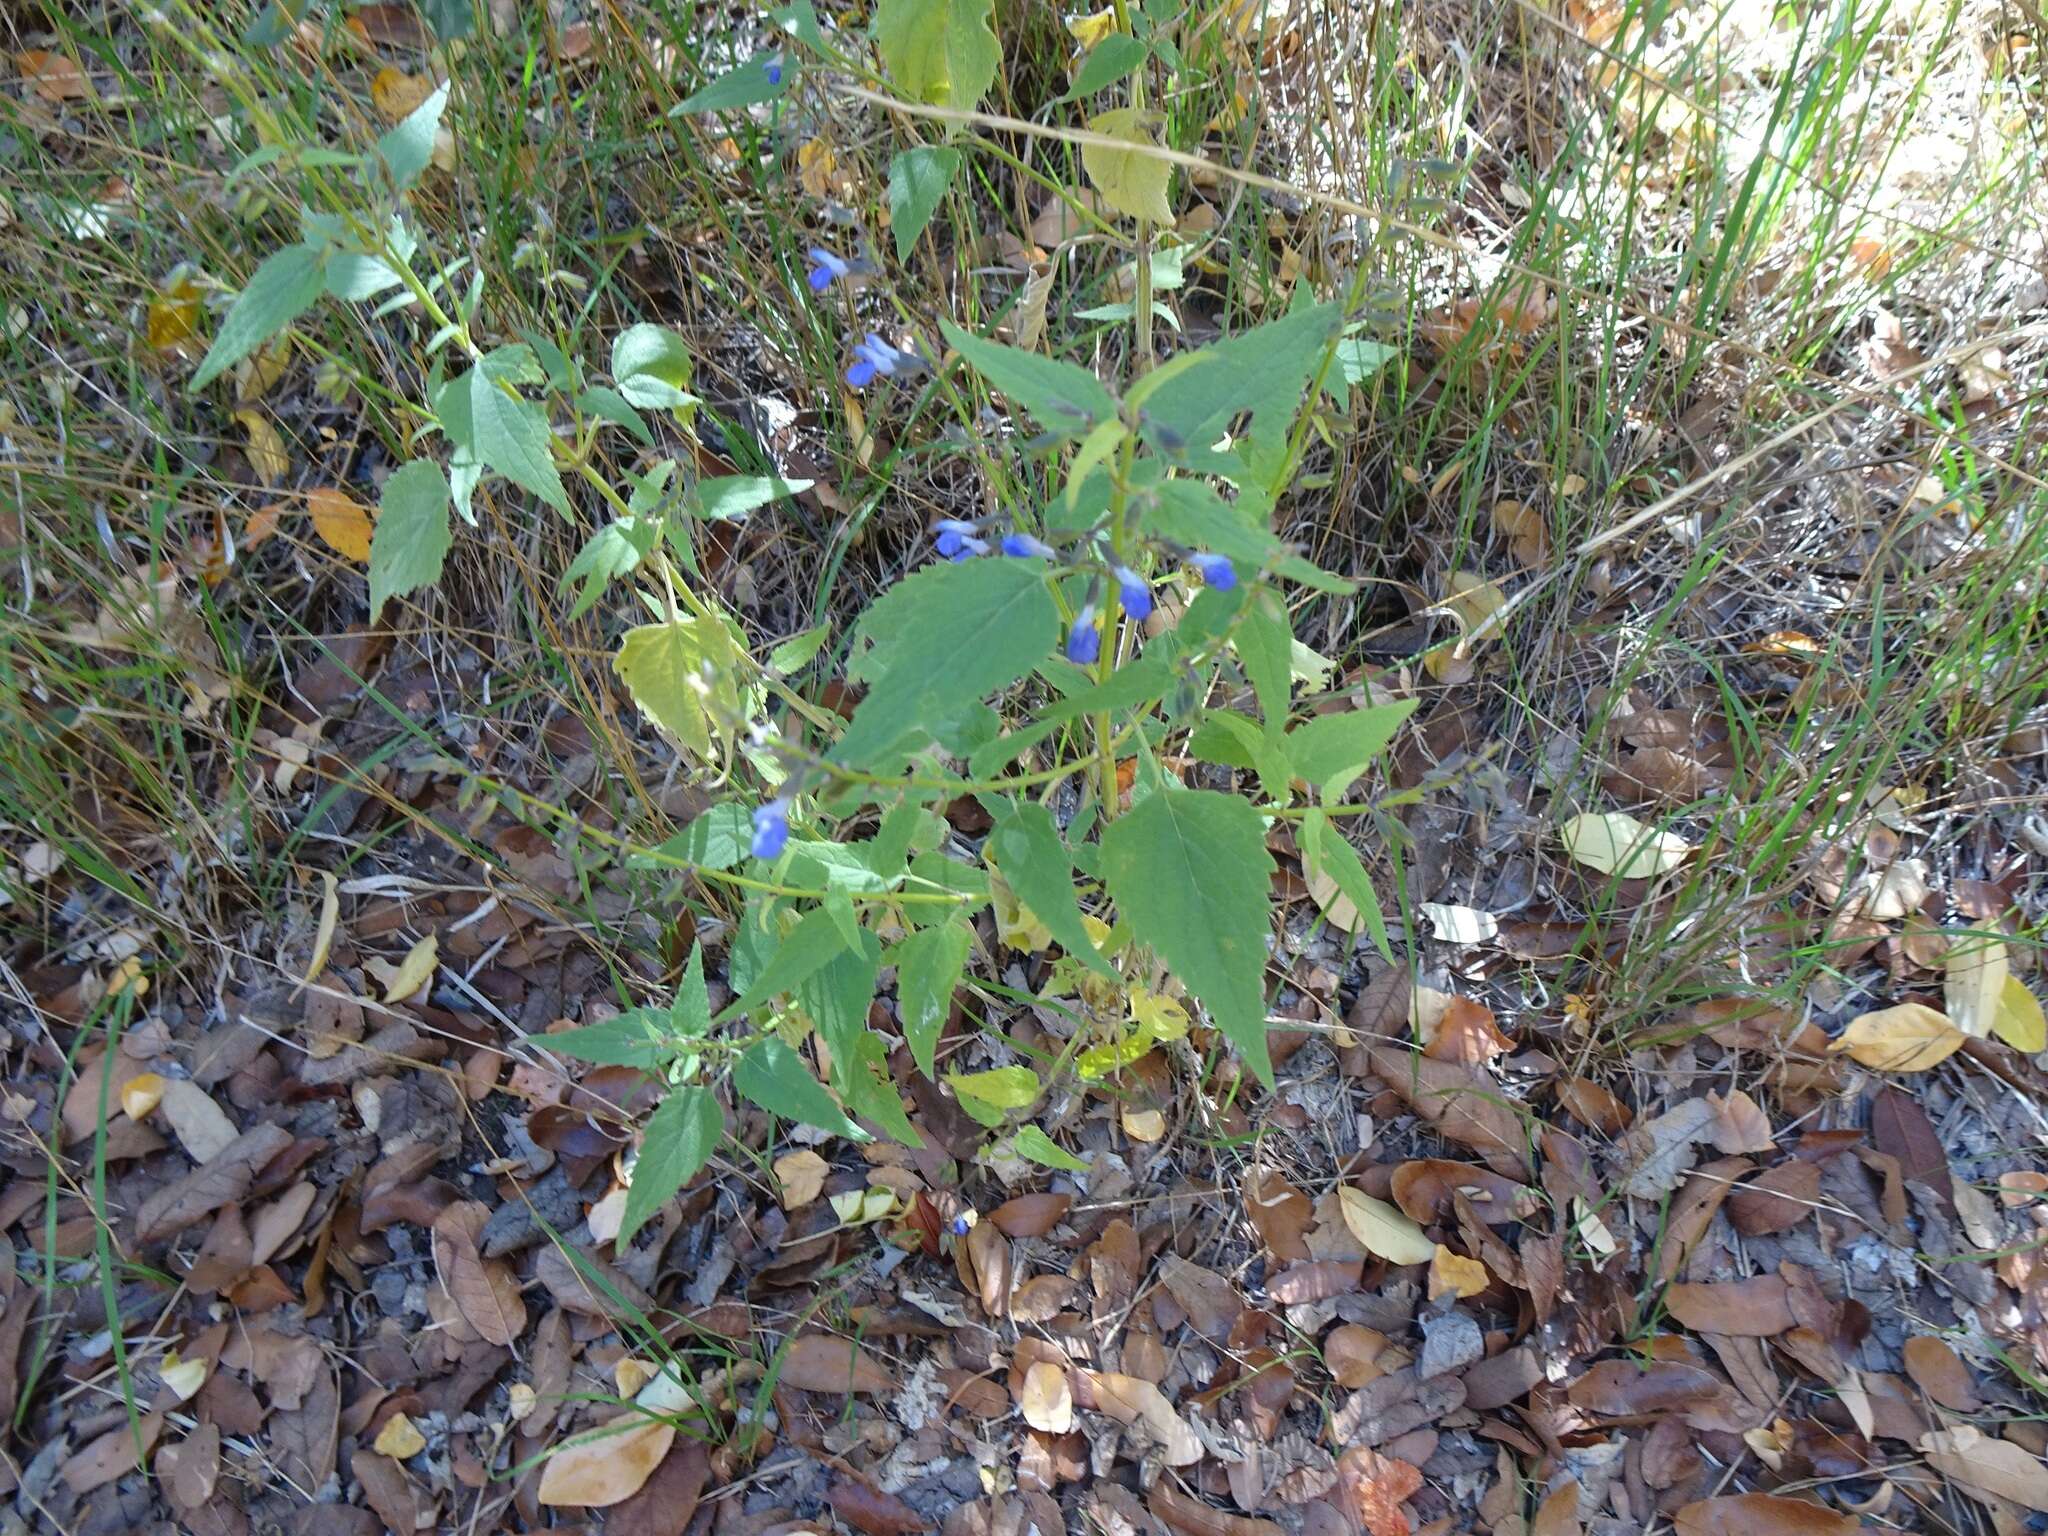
[1831,1002,1965,1073]
[1082,108,1173,225]
[1944,932,2007,1040]
[121,1072,166,1120]
[537,1414,675,1506]
[371,66,437,121]
[1131,989,1189,1041]
[158,1351,210,1401]
[234,408,290,487]
[1337,1186,1436,1266]
[1996,975,2047,1054]
[373,1411,427,1458]
[612,616,744,762]
[1122,1106,1166,1141]
[946,1065,1040,1111]
[147,268,205,351]
[796,137,842,199]
[828,1186,898,1225]
[774,1148,830,1209]
[1559,811,1694,879]
[1428,1245,1489,1299]
[383,933,438,1003]
[306,487,374,562]
[990,872,1052,953]
[304,871,339,986]
[1067,8,1117,46]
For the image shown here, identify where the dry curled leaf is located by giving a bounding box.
[306,487,375,562]
[1020,1360,1074,1433]
[774,1148,829,1209]
[1920,1425,2048,1512]
[432,1200,527,1346]
[781,1334,895,1394]
[1673,1492,1857,1535]
[1831,1002,1964,1072]
[1088,1371,1202,1465]
[1338,1187,1436,1266]
[538,1415,676,1507]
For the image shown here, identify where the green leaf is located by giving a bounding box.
[612,323,696,409]
[1012,1124,1089,1171]
[637,803,753,871]
[416,0,476,41]
[872,0,1000,108]
[326,252,406,302]
[937,320,1117,441]
[1137,302,1341,470]
[1100,788,1276,1088]
[734,1038,868,1139]
[1334,336,1399,391]
[190,243,326,392]
[577,385,654,446]
[893,919,972,1077]
[987,801,1115,978]
[368,460,451,622]
[719,907,852,1025]
[1300,809,1391,961]
[693,475,811,520]
[1081,107,1173,224]
[1284,699,1418,802]
[675,54,786,114]
[1233,588,1294,737]
[839,1031,923,1145]
[374,80,449,191]
[1064,33,1148,99]
[467,366,570,513]
[621,1085,723,1245]
[769,623,831,673]
[672,945,713,1038]
[889,146,963,262]
[834,556,1059,768]
[1138,478,1280,568]
[799,927,884,1072]
[560,513,659,619]
[613,617,742,761]
[542,1009,669,1068]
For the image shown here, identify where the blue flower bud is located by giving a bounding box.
[949,1213,973,1236]
[805,246,850,292]
[751,798,792,860]
[935,519,988,560]
[1066,610,1101,665]
[845,332,911,389]
[1000,534,1055,559]
[764,54,784,85]
[1192,552,1238,590]
[1113,565,1152,621]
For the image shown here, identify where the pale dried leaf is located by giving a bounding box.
[1946,933,2007,1040]
[1337,1187,1436,1265]
[1831,1003,1964,1072]
[538,1415,677,1507]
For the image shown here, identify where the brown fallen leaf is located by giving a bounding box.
[1325,1325,1395,1389]
[1334,1446,1423,1536]
[1388,1159,1535,1226]
[1555,1076,1633,1135]
[432,1201,526,1347]
[17,48,95,101]
[1902,1337,1981,1410]
[1019,1361,1074,1433]
[1268,1259,1363,1303]
[1331,1367,1465,1448]
[829,1473,930,1536]
[1364,1045,1528,1179]
[1087,1371,1202,1465]
[1728,1162,1823,1237]
[271,1361,339,1492]
[1705,1089,1774,1154]
[1618,1096,1717,1198]
[1868,1085,1953,1211]
[538,1415,676,1506]
[1149,1480,1285,1536]
[1920,1425,2048,1512]
[608,1439,711,1536]
[165,1421,221,1510]
[781,1334,896,1394]
[354,1451,422,1535]
[62,1410,165,1494]
[989,1191,1072,1237]
[1664,1276,1794,1337]
[137,1123,293,1242]
[1157,1253,1242,1339]
[1673,1492,1857,1534]
[1245,1169,1314,1260]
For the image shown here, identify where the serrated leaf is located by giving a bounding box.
[987,801,1115,978]
[1136,302,1341,471]
[1137,478,1282,569]
[1559,811,1694,879]
[1099,788,1276,1088]
[1013,1125,1089,1172]
[374,79,448,190]
[635,803,752,872]
[620,1086,722,1245]
[368,460,451,621]
[190,243,326,392]
[734,1038,867,1139]
[613,617,741,760]
[1831,1002,1966,1073]
[1082,107,1173,224]
[1300,809,1391,961]
[671,944,712,1039]
[542,1009,669,1068]
[1064,33,1147,99]
[893,919,971,1078]
[576,385,653,446]
[872,0,1000,108]
[937,319,1117,440]
[833,556,1059,767]
[675,54,786,114]
[1337,1186,1437,1265]
[560,513,659,619]
[467,365,569,513]
[1996,975,2047,1053]
[1285,699,1418,802]
[889,146,962,261]
[612,323,696,410]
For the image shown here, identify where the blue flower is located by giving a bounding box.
[1000,533,1055,559]
[751,798,792,860]
[934,519,988,560]
[846,332,911,389]
[1066,609,1101,665]
[1113,565,1152,621]
[764,53,785,85]
[949,1213,973,1236]
[1192,552,1238,590]
[805,247,850,292]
